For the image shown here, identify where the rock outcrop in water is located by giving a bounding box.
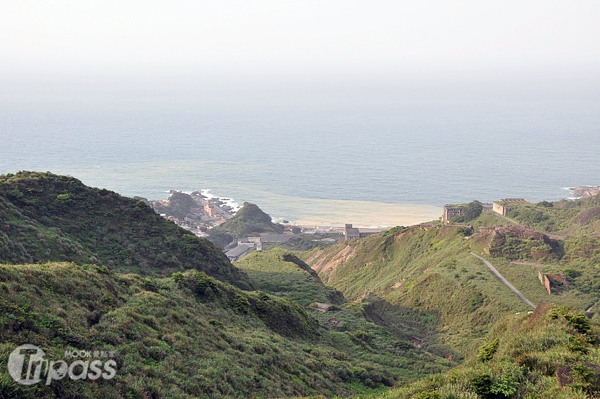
[571,185,600,198]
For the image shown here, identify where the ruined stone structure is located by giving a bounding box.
[544,275,551,295]
[493,198,529,216]
[538,270,569,295]
[442,205,463,224]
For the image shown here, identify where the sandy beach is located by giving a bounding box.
[286,199,442,228]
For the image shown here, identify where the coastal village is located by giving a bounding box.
[145,190,388,262]
[146,190,235,238]
[225,223,385,262]
[147,187,594,265]
[3,176,600,396]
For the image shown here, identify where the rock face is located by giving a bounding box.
[477,225,560,260]
[574,207,600,226]
[571,186,600,198]
[556,363,600,387]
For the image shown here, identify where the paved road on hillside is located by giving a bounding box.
[469,252,536,309]
[491,211,519,225]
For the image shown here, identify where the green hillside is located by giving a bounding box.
[212,202,284,237]
[235,248,452,385]
[367,303,600,398]
[5,171,600,398]
[303,224,597,358]
[0,171,450,398]
[0,171,248,287]
[235,248,345,306]
[506,195,600,237]
[0,261,450,398]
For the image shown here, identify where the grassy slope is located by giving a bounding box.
[235,248,345,307]
[491,197,600,311]
[235,248,451,386]
[0,262,416,398]
[469,198,600,315]
[303,224,597,359]
[378,304,600,399]
[0,171,248,287]
[261,235,342,252]
[468,210,511,228]
[507,195,600,237]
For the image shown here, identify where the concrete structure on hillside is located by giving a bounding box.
[314,303,332,312]
[225,243,254,262]
[442,205,463,224]
[493,198,529,216]
[344,224,383,240]
[260,234,294,243]
[344,224,360,240]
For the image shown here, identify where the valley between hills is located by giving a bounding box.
[2,171,600,398]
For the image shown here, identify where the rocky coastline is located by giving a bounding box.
[570,185,600,198]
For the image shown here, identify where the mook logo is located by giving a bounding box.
[8,344,117,386]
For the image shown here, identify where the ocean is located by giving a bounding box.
[1,88,599,227]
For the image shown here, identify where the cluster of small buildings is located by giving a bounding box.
[150,190,235,237]
[225,222,381,260]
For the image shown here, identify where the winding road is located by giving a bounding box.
[469,252,536,309]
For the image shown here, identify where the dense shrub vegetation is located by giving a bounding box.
[0,171,248,286]
[381,304,600,398]
[211,202,284,238]
[508,194,600,236]
[4,171,600,398]
[0,263,409,398]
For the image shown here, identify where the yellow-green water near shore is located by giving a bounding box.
[41,160,442,228]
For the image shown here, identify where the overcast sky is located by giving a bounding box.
[1,1,599,92]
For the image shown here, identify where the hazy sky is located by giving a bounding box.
[2,1,599,91]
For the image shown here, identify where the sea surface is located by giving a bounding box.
[1,89,599,227]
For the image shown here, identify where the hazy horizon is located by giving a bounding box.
[1,1,599,99]
[2,1,599,227]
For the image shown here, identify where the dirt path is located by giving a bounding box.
[509,260,546,267]
[469,252,536,309]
